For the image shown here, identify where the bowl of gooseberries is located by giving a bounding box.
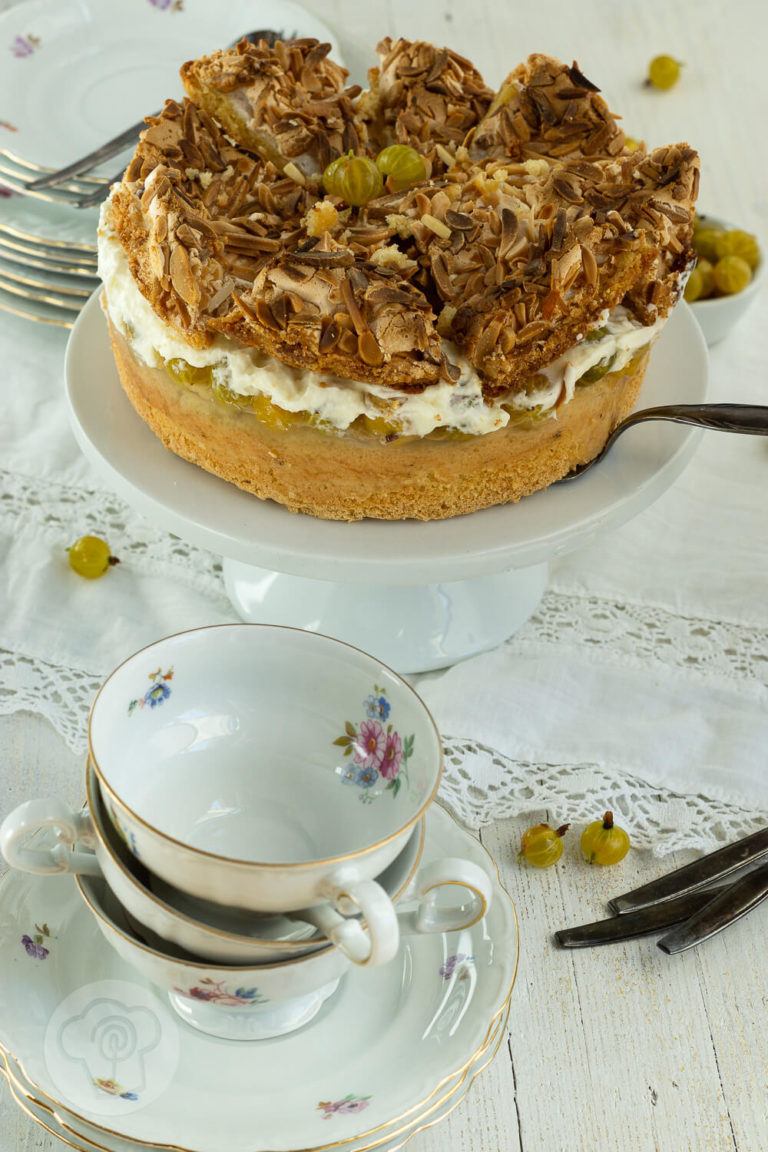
[685,214,764,346]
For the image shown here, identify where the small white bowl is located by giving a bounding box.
[688,214,764,346]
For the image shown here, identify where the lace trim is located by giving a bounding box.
[522,589,768,687]
[0,645,100,753]
[439,736,767,857]
[0,470,226,599]
[3,468,767,853]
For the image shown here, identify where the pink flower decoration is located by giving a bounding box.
[379,731,403,780]
[353,718,385,770]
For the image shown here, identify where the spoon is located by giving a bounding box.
[561,403,768,480]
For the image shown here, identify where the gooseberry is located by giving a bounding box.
[712,255,752,296]
[684,259,715,302]
[580,811,630,866]
[322,153,383,206]
[692,226,723,263]
[321,153,350,197]
[68,536,118,579]
[375,144,427,189]
[713,229,760,270]
[647,55,682,90]
[519,822,570,868]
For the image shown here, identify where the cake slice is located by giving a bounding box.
[359,37,494,174]
[180,37,364,183]
[467,53,626,164]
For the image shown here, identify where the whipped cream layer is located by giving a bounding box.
[99,212,667,438]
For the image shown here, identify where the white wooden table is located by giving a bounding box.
[2,0,768,1147]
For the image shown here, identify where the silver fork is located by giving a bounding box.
[0,222,99,327]
[4,28,289,210]
[0,149,111,208]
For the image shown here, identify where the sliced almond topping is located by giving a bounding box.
[358,329,384,366]
[318,319,342,352]
[283,161,306,185]
[169,243,200,307]
[421,213,451,239]
[254,298,282,331]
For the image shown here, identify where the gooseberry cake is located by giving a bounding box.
[99,37,699,521]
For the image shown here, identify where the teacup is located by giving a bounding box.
[89,761,426,964]
[2,624,444,966]
[0,774,433,967]
[76,829,493,1040]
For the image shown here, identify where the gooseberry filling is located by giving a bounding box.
[159,344,649,443]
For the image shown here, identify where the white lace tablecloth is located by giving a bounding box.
[2,0,768,860]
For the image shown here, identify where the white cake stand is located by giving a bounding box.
[64,297,707,672]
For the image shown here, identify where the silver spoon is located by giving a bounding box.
[561,403,768,481]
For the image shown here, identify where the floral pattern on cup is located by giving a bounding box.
[174,977,266,1007]
[93,1078,138,1101]
[10,34,40,58]
[147,0,184,10]
[439,953,475,980]
[21,922,51,960]
[317,1094,371,1119]
[128,667,173,715]
[333,687,414,802]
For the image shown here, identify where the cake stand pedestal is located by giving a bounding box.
[65,298,707,673]
[222,560,549,672]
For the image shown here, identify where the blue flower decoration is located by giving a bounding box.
[364,694,391,721]
[120,1091,139,1101]
[343,763,378,790]
[145,682,171,707]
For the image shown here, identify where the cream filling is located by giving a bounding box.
[98,211,665,438]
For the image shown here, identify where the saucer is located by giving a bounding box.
[2,1004,508,1152]
[0,804,517,1152]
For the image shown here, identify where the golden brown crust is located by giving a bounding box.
[107,314,651,522]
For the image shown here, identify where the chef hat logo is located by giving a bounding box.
[57,998,162,1094]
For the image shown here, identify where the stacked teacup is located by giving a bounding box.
[1,624,491,1041]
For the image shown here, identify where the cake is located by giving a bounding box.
[98,37,699,521]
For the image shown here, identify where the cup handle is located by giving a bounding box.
[0,798,101,876]
[311,878,400,967]
[399,857,493,934]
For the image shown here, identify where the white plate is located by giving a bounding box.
[0,804,518,1152]
[65,295,708,584]
[0,0,342,170]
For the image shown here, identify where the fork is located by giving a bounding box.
[0,148,109,208]
[0,222,99,327]
[6,28,289,209]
